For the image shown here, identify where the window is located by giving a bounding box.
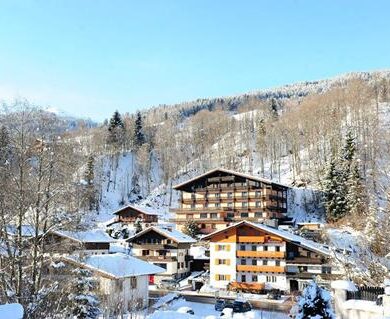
[216,244,230,251]
[201,224,206,229]
[130,276,137,289]
[215,193,220,198]
[264,246,268,251]
[251,245,257,251]
[227,212,234,219]
[242,192,248,197]
[241,212,249,218]
[216,274,230,281]
[191,203,196,208]
[255,191,261,197]
[200,213,207,219]
[266,276,277,283]
[263,260,268,265]
[227,202,233,207]
[227,192,233,198]
[241,274,246,282]
[322,266,332,274]
[167,239,171,244]
[252,275,257,282]
[215,203,220,207]
[275,246,280,252]
[142,250,149,256]
[154,263,167,270]
[240,245,246,251]
[187,214,194,220]
[241,202,248,208]
[216,259,230,265]
[210,213,218,219]
[251,259,257,265]
[241,259,247,265]
[254,212,262,218]
[275,260,280,266]
[204,203,209,208]
[256,201,261,207]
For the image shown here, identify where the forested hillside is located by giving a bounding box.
[1,71,390,315]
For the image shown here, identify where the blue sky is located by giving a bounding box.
[0,1,389,121]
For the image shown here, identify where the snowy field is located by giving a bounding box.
[148,299,290,319]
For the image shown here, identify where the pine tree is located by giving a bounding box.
[107,110,125,145]
[68,268,100,319]
[182,220,199,238]
[108,110,124,131]
[341,130,356,164]
[294,281,335,319]
[134,111,145,147]
[84,156,95,186]
[323,156,345,221]
[134,217,143,234]
[346,159,367,226]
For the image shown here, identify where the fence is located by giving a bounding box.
[346,286,384,302]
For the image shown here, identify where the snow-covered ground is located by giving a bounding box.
[148,299,289,319]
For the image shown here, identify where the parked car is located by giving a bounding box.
[267,289,282,300]
[232,300,252,313]
[215,299,233,311]
[177,306,194,315]
[157,278,178,290]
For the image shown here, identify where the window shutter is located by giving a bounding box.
[215,245,219,251]
[226,275,231,281]
[226,245,230,252]
[227,259,230,266]
[215,259,219,265]
[215,274,219,281]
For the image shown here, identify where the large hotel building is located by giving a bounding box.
[171,168,289,234]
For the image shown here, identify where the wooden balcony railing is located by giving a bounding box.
[229,281,265,291]
[236,265,285,273]
[237,236,265,243]
[237,250,285,258]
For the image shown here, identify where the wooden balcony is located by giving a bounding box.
[237,236,265,243]
[236,265,285,273]
[138,255,177,262]
[237,251,285,258]
[229,281,265,292]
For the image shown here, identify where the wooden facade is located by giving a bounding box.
[205,221,341,292]
[127,227,195,282]
[113,205,158,226]
[171,168,289,234]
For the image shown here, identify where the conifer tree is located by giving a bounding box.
[107,110,125,146]
[108,110,124,131]
[346,159,367,225]
[182,220,199,238]
[134,111,145,147]
[68,268,100,319]
[323,157,344,221]
[84,155,97,210]
[134,217,143,234]
[294,281,335,319]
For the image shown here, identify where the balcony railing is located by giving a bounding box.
[236,265,285,273]
[138,255,177,262]
[237,250,285,258]
[237,236,265,243]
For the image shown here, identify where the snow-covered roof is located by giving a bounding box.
[5,225,43,237]
[0,303,24,319]
[204,221,331,256]
[173,167,289,190]
[113,204,159,216]
[65,253,165,279]
[128,225,196,244]
[52,229,116,243]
